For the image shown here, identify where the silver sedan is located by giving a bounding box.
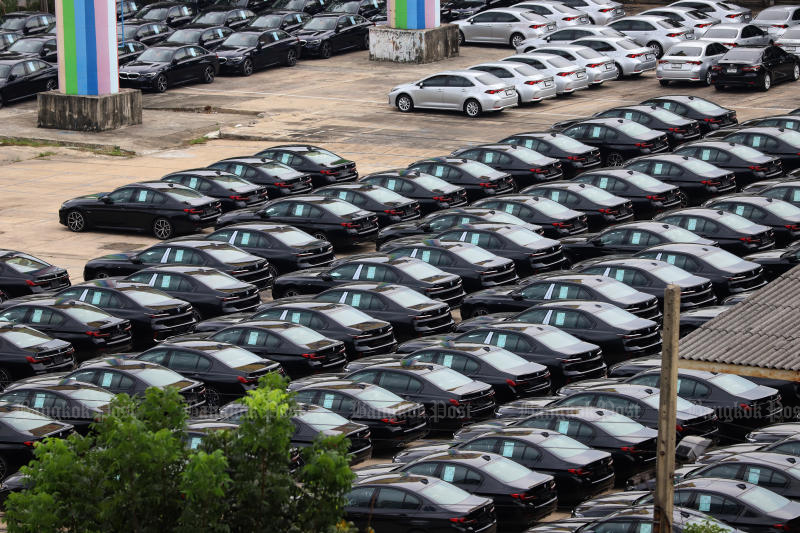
[501,52,589,93]
[668,0,752,23]
[388,70,518,118]
[776,27,800,54]
[657,40,728,85]
[516,24,623,52]
[469,61,558,103]
[753,6,800,39]
[454,8,556,48]
[608,15,696,58]
[532,44,618,84]
[511,1,591,27]
[639,6,720,37]
[572,36,658,77]
[546,0,625,25]
[699,23,772,47]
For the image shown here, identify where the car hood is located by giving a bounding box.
[560,232,597,245]
[278,268,327,281]
[216,45,254,55]
[467,286,518,300]
[62,192,110,207]
[574,491,648,512]
[296,29,334,39]
[88,252,138,264]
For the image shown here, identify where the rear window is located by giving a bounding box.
[483,457,532,482]
[701,249,742,269]
[63,306,114,324]
[382,287,435,307]
[480,347,529,370]
[328,306,376,326]
[1,328,52,349]
[764,200,800,217]
[355,386,406,409]
[540,434,591,458]
[705,27,738,38]
[685,98,726,114]
[529,197,576,217]
[647,266,691,283]
[668,46,702,57]
[502,228,545,247]
[426,368,473,390]
[321,199,362,216]
[682,158,723,174]
[270,227,318,247]
[624,172,666,189]
[278,324,328,345]
[536,329,583,349]
[739,485,792,513]
[616,121,653,137]
[512,64,540,76]
[663,226,706,243]
[616,39,639,50]
[0,409,59,433]
[304,149,348,165]
[135,367,189,387]
[192,270,242,289]
[579,185,620,203]
[203,246,256,264]
[475,73,501,86]
[723,48,762,61]
[595,306,640,325]
[420,480,471,505]
[708,373,758,394]
[594,280,640,299]
[363,187,409,203]
[728,144,766,160]
[459,160,500,177]
[165,187,207,200]
[543,56,572,68]
[214,346,263,367]
[575,48,603,59]
[451,244,497,264]
[718,213,757,231]
[658,18,682,28]
[121,288,172,306]
[297,409,350,431]
[595,411,648,436]
[397,260,447,280]
[755,8,789,21]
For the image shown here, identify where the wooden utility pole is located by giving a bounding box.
[653,284,681,533]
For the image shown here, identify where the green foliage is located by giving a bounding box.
[684,520,732,533]
[5,374,355,533]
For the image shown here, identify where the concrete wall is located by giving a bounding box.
[369,24,459,64]
[37,89,143,132]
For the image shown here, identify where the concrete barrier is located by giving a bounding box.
[369,24,459,64]
[37,89,143,132]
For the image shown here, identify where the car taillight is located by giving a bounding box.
[749,165,766,171]
[85,330,109,338]
[341,222,359,228]
[381,417,406,425]
[585,62,604,68]
[524,79,542,85]
[319,169,337,175]
[384,209,401,215]
[237,375,257,384]
[183,208,203,214]
[701,179,721,186]
[773,525,791,532]
[530,23,546,28]
[739,402,752,410]
[25,356,38,363]
[566,155,585,161]
[742,65,761,72]
[563,16,579,20]
[686,60,701,65]
[511,492,536,500]
[598,208,617,214]
[505,379,517,387]
[449,399,461,406]
[450,517,476,524]
[229,195,248,200]
[646,195,665,201]
[620,446,638,452]
[568,468,590,475]
[634,142,652,148]
[785,224,800,230]
[711,65,723,71]
[485,89,502,94]
[273,181,290,188]
[772,24,788,28]
[432,196,451,201]
[739,236,758,243]
[25,279,41,287]
[552,222,572,228]
[599,7,613,11]
[667,127,685,133]
[695,23,711,27]
[725,13,741,18]
[530,168,544,174]
[702,117,720,123]
[557,71,575,76]
[676,424,684,432]
[301,352,324,360]
[666,32,683,37]
[479,182,497,188]
[626,53,643,58]
[723,42,738,47]
[23,441,35,447]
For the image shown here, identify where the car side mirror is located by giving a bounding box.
[421,223,431,231]
[259,210,270,218]
[511,292,523,300]
[257,41,263,49]
[320,272,332,281]
[131,256,142,264]
[591,238,604,247]
[101,195,112,204]
[6,74,16,81]
[171,58,179,65]
[469,19,475,23]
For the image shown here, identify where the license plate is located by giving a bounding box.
[605,63,612,69]
[646,54,654,60]
[727,67,737,73]
[670,63,683,69]
[544,80,553,86]
[576,72,585,78]
[548,24,556,30]
[505,90,514,96]
[786,46,796,51]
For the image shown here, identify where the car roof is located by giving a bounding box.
[664,207,737,219]
[578,257,674,271]
[81,357,164,370]
[532,299,622,311]
[126,180,196,191]
[355,473,443,491]
[582,383,659,398]
[639,243,722,256]
[296,379,379,393]
[709,195,786,206]
[236,319,308,331]
[469,321,570,336]
[527,272,617,285]
[674,477,757,495]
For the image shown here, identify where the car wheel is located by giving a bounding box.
[93,269,110,279]
[242,58,254,76]
[604,151,624,166]
[204,386,221,410]
[285,48,298,67]
[192,309,203,322]
[659,79,669,87]
[470,306,489,317]
[678,191,688,207]
[0,455,8,481]
[704,70,713,86]
[793,63,800,81]
[283,287,301,297]
[312,231,327,241]
[362,32,370,50]
[762,72,771,91]
[155,74,168,93]
[202,65,215,84]
[0,368,12,392]
[510,32,525,48]
[267,264,279,279]
[463,98,481,118]
[396,94,414,113]
[614,63,624,80]
[66,209,87,232]
[320,41,332,59]
[152,217,174,240]
[647,41,663,58]
[458,31,465,45]
[46,78,57,91]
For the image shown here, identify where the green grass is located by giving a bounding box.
[188,136,209,145]
[0,138,133,157]
[36,151,57,158]
[0,137,59,149]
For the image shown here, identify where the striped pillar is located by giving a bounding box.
[388,0,440,29]
[55,0,118,95]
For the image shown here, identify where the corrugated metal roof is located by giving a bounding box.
[679,264,800,371]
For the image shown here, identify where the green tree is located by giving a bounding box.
[5,374,355,533]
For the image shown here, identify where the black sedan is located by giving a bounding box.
[313,282,455,340]
[215,30,300,75]
[0,380,114,435]
[568,506,741,532]
[656,207,776,255]
[0,12,55,36]
[557,118,670,167]
[635,243,767,298]
[207,157,313,197]
[189,7,255,30]
[271,255,465,306]
[130,2,196,28]
[202,223,334,273]
[450,144,564,188]
[460,272,661,321]
[682,452,800,501]
[0,404,72,479]
[165,25,232,50]
[0,58,56,108]
[134,339,282,406]
[215,195,378,247]
[640,95,737,134]
[117,40,147,66]
[50,279,196,344]
[292,379,428,447]
[0,299,132,359]
[315,183,421,227]
[376,207,539,248]
[83,240,273,289]
[593,104,703,148]
[296,14,371,59]
[118,43,218,92]
[247,11,310,34]
[345,361,496,430]
[711,45,800,92]
[161,168,268,212]
[723,127,800,171]
[572,168,682,219]
[3,34,57,63]
[498,132,601,178]
[269,0,327,15]
[359,169,468,215]
[472,195,589,238]
[521,182,634,231]
[325,0,385,19]
[254,145,357,188]
[0,32,19,52]
[573,257,717,310]
[393,427,615,505]
[116,22,174,46]
[673,140,784,189]
[59,181,222,240]
[705,195,800,246]
[344,474,496,532]
[759,178,800,206]
[560,221,716,263]
[0,323,75,388]
[0,250,69,297]
[380,238,518,292]
[124,265,260,318]
[623,154,736,205]
[744,244,800,281]
[407,157,516,202]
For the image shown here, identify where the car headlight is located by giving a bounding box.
[142,72,157,78]
[229,56,244,62]
[307,39,321,45]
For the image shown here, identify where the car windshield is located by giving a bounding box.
[701,249,743,269]
[575,48,603,59]
[480,347,529,370]
[616,121,653,137]
[193,270,242,289]
[397,260,446,279]
[719,213,756,231]
[663,226,705,243]
[578,185,619,202]
[214,346,263,366]
[329,1,359,11]
[427,368,472,390]
[595,411,647,436]
[136,367,189,387]
[420,481,472,505]
[513,64,540,76]
[0,254,49,273]
[303,17,337,30]
[452,245,497,263]
[279,324,328,345]
[0,409,58,433]
[502,228,545,247]
[203,246,256,264]
[362,187,408,203]
[168,29,202,43]
[223,33,258,46]
[0,65,10,78]
[355,386,405,409]
[651,264,693,282]
[137,48,175,62]
[642,394,697,412]
[616,39,639,50]
[778,129,800,146]
[0,17,26,30]
[728,144,766,160]
[138,6,170,19]
[120,288,173,306]
[251,14,283,27]
[297,409,350,431]
[705,27,738,38]
[483,457,531,482]
[193,11,227,24]
[270,227,318,246]
[740,486,792,513]
[764,200,800,217]
[1,328,52,348]
[544,56,573,68]
[383,287,434,307]
[328,306,376,326]
[724,48,762,61]
[165,187,207,200]
[9,40,43,53]
[322,199,361,216]
[669,46,702,57]
[63,306,114,323]
[708,373,759,394]
[594,280,641,299]
[540,434,591,458]
[595,306,640,325]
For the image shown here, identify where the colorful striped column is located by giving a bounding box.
[55,0,118,95]
[388,0,440,29]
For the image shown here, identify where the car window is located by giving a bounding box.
[375,488,421,510]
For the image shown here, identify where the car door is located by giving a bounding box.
[184,46,208,81]
[3,62,29,102]
[96,370,138,395]
[129,187,170,228]
[167,46,190,83]
[464,11,497,42]
[442,75,474,110]
[491,11,519,42]
[332,15,353,50]
[370,487,425,533]
[92,187,137,228]
[266,30,294,65]
[345,487,377,530]
[413,74,447,108]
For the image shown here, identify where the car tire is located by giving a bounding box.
[604,151,624,166]
[285,48,298,67]
[0,368,12,392]
[202,65,215,84]
[362,32,370,50]
[155,74,168,93]
[152,217,174,240]
[312,231,327,241]
[458,31,465,45]
[0,455,8,481]
[46,78,57,91]
[282,287,301,297]
[793,63,800,81]
[93,269,110,279]
[469,306,489,318]
[242,58,254,76]
[463,98,481,118]
[647,41,663,58]
[66,209,87,232]
[704,70,713,86]
[396,94,414,113]
[762,72,771,91]
[510,32,525,48]
[659,79,669,86]
[204,386,221,410]
[614,63,624,80]
[320,41,332,59]
[267,264,279,279]
[192,309,203,322]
